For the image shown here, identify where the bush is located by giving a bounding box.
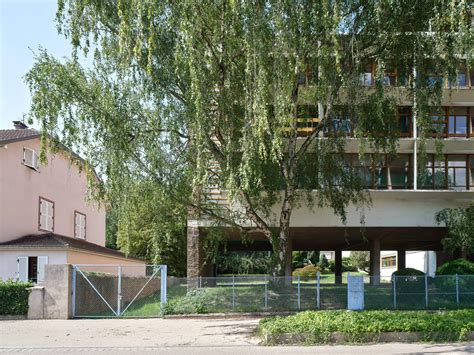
[392,268,425,277]
[436,259,474,275]
[292,264,321,278]
[328,257,358,272]
[0,279,32,315]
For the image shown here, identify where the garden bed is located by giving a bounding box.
[257,309,474,345]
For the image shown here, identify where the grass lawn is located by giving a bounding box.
[257,309,474,344]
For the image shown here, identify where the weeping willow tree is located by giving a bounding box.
[25,0,473,276]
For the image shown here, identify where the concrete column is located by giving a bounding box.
[370,239,381,285]
[397,249,406,271]
[334,250,342,284]
[187,225,203,279]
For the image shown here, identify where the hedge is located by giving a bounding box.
[436,259,474,275]
[0,279,32,315]
[258,309,474,344]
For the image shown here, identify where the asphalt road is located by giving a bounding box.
[1,317,473,354]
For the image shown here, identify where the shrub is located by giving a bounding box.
[292,264,321,278]
[392,268,425,277]
[0,279,32,315]
[328,257,358,272]
[436,259,474,275]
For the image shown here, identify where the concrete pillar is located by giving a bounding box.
[397,249,406,271]
[187,226,214,285]
[27,286,45,319]
[370,239,381,285]
[335,250,342,284]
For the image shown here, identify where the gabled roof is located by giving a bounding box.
[0,129,41,145]
[0,233,145,262]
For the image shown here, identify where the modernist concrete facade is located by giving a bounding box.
[187,71,474,281]
[0,123,144,283]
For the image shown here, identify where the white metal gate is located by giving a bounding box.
[72,264,167,318]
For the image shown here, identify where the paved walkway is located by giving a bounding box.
[1,318,473,354]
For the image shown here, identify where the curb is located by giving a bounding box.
[164,311,296,319]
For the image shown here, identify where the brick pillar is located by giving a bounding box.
[370,239,381,285]
[397,249,406,271]
[334,250,342,284]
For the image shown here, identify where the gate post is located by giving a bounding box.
[117,266,122,316]
[160,265,167,305]
[72,265,76,318]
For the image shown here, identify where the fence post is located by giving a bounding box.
[232,275,235,311]
[297,274,301,310]
[199,276,202,289]
[455,274,459,306]
[72,265,76,318]
[117,266,122,316]
[160,265,167,306]
[316,271,320,310]
[264,275,268,310]
[424,274,428,308]
[393,275,397,309]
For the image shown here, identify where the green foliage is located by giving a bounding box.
[0,279,32,315]
[349,251,370,272]
[25,0,474,276]
[436,204,474,257]
[217,251,272,275]
[292,251,319,269]
[392,268,425,277]
[105,208,118,250]
[258,310,474,344]
[436,259,474,275]
[292,264,321,278]
[115,179,187,277]
[328,257,357,272]
[317,254,329,271]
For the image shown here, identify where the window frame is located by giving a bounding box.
[381,255,397,268]
[22,147,39,171]
[74,211,86,240]
[38,197,55,232]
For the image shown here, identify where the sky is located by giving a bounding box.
[0,0,72,130]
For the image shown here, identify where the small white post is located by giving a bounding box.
[232,275,235,311]
[297,274,301,310]
[316,271,320,310]
[160,265,167,306]
[455,274,459,306]
[117,266,122,316]
[425,274,428,308]
[199,276,202,289]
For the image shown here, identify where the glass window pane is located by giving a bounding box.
[448,155,466,167]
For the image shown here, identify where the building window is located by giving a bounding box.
[39,197,54,232]
[74,211,86,239]
[419,154,471,190]
[448,107,468,136]
[23,147,39,171]
[398,107,412,136]
[17,256,48,283]
[381,255,397,268]
[447,155,467,190]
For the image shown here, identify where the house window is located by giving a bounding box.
[381,255,397,268]
[39,197,54,232]
[17,256,48,283]
[74,211,86,239]
[447,107,468,136]
[398,107,412,136]
[23,147,39,171]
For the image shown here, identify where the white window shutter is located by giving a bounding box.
[37,256,48,284]
[17,257,28,282]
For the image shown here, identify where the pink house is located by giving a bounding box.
[0,122,144,283]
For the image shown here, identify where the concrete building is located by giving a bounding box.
[187,66,474,281]
[0,122,144,283]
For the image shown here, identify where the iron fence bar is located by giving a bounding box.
[160,265,167,306]
[425,274,428,308]
[232,275,235,311]
[117,266,122,316]
[264,275,268,310]
[297,274,301,310]
[456,274,459,306]
[72,265,76,317]
[75,266,118,316]
[316,272,320,310]
[393,275,397,309]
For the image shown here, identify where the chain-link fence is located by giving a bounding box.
[72,269,474,317]
[72,264,166,318]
